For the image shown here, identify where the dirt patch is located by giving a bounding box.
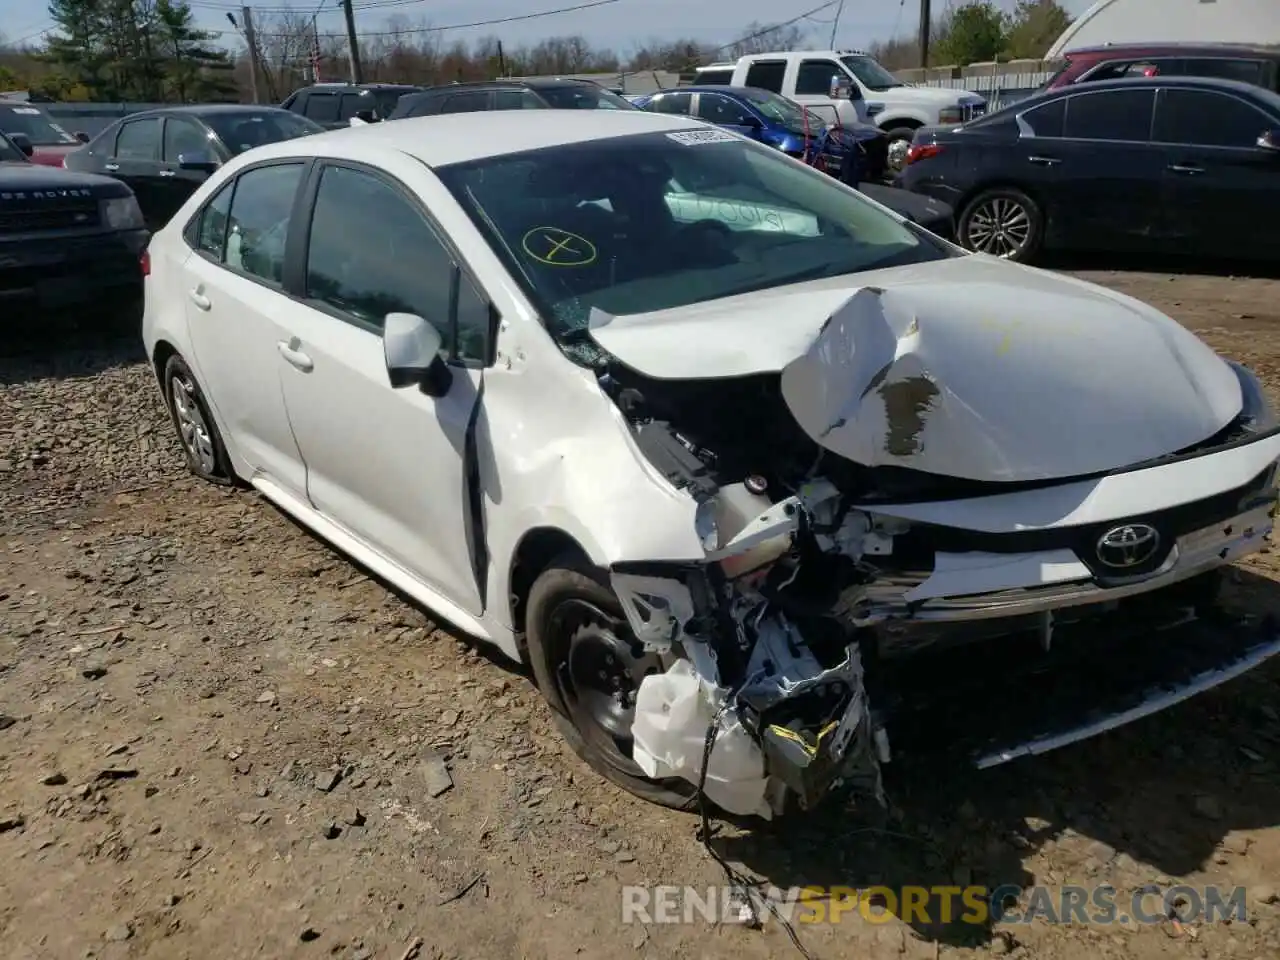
[3,268,1280,959]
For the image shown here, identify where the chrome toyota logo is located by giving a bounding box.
[1096,523,1160,569]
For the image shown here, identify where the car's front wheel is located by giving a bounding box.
[162,353,235,485]
[524,554,699,810]
[958,187,1044,262]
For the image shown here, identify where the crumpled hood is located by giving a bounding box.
[587,256,1243,483]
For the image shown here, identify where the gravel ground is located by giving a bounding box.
[3,265,1280,960]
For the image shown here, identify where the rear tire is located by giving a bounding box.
[525,554,699,811]
[957,187,1045,262]
[163,353,235,485]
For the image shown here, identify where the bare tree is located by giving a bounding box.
[727,21,807,58]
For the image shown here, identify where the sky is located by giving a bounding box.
[2,0,1100,58]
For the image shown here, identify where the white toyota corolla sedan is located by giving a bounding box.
[142,109,1280,819]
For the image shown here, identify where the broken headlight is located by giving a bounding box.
[1230,361,1277,433]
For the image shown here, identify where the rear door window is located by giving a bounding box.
[494,90,542,109]
[1181,57,1265,86]
[1020,98,1065,138]
[303,94,340,123]
[115,118,162,160]
[1063,89,1155,141]
[744,60,786,93]
[649,92,692,115]
[441,92,491,113]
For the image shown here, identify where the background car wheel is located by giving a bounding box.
[163,354,235,485]
[525,554,699,811]
[883,127,917,175]
[958,188,1044,262]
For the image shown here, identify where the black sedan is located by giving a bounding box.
[898,75,1280,262]
[63,106,324,229]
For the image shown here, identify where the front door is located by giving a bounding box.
[160,117,217,226]
[273,159,488,614]
[694,92,761,140]
[181,161,309,498]
[1153,86,1280,258]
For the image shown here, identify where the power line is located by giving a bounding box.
[710,0,843,54]
[255,0,623,39]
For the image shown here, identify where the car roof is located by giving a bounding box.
[125,104,297,119]
[239,110,708,168]
[411,78,603,94]
[1066,42,1280,59]
[977,74,1280,123]
[301,83,421,91]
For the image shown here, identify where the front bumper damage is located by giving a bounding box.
[610,454,1280,820]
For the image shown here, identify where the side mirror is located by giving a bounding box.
[178,150,219,173]
[74,131,90,143]
[9,132,33,156]
[829,74,854,100]
[1258,129,1280,152]
[384,312,452,396]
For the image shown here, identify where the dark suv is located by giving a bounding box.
[388,78,638,119]
[281,83,424,129]
[1043,43,1280,94]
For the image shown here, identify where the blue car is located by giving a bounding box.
[633,85,889,184]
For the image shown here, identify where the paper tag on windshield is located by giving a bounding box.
[13,107,40,115]
[666,129,737,146]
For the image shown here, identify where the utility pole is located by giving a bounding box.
[828,0,844,49]
[239,7,263,103]
[918,0,931,70]
[341,0,364,84]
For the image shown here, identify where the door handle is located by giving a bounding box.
[188,288,210,311]
[1027,155,1060,166]
[1168,163,1204,175]
[104,163,119,171]
[277,339,314,372]
[158,169,176,177]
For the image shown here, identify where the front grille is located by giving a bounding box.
[0,199,99,234]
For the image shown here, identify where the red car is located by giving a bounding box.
[1042,42,1280,94]
[0,100,89,167]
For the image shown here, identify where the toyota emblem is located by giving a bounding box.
[1096,523,1160,569]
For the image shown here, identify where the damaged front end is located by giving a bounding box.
[570,275,1280,820]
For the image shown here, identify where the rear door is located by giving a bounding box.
[1031,87,1165,250]
[110,117,167,228]
[1153,86,1280,258]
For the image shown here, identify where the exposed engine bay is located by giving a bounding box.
[560,315,1280,820]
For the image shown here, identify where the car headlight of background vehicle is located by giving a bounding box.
[100,195,145,230]
[1229,361,1277,433]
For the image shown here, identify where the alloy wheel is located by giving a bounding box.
[964,197,1032,258]
[886,138,911,173]
[171,376,217,474]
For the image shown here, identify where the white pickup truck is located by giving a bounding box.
[694,50,987,170]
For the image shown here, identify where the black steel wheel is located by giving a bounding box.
[525,554,699,810]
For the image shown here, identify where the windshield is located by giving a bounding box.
[538,85,636,110]
[841,55,905,91]
[0,105,78,145]
[436,130,946,338]
[736,88,824,134]
[204,110,324,155]
[0,131,26,162]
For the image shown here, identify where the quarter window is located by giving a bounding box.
[744,60,786,93]
[1063,89,1154,142]
[115,118,162,160]
[795,59,844,96]
[194,181,234,258]
[1153,88,1272,147]
[224,163,305,286]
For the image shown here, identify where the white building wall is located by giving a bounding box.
[1047,0,1280,58]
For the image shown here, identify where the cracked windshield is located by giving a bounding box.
[437,129,946,336]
